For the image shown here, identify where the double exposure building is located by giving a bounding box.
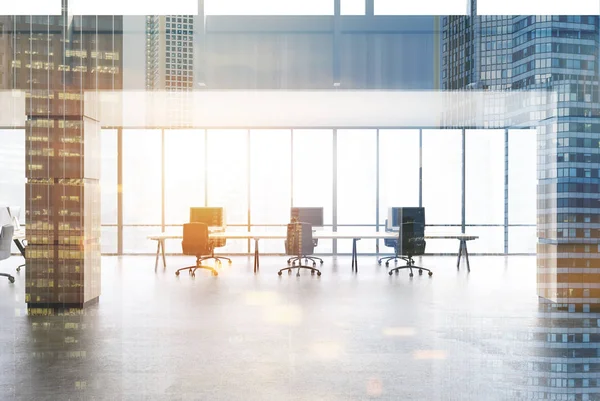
[442,1,600,310]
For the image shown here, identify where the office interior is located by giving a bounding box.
[1,2,600,400]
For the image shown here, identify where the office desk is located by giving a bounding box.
[148,231,478,274]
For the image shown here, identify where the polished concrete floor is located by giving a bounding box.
[0,255,598,400]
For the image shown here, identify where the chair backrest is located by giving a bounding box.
[181,222,211,256]
[397,208,426,257]
[285,222,314,256]
[0,224,14,261]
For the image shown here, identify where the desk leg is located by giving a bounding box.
[154,240,161,272]
[463,240,471,272]
[352,239,359,273]
[254,239,260,274]
[14,239,26,272]
[161,239,167,269]
[456,240,463,270]
[14,239,26,258]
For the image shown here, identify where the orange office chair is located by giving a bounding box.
[175,222,218,277]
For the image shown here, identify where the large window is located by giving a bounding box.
[164,129,205,226]
[508,129,537,253]
[422,129,462,226]
[379,129,420,225]
[123,129,162,225]
[337,130,377,225]
[100,129,118,254]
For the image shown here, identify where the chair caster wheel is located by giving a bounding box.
[288,270,292,275]
[312,262,316,267]
[428,271,433,276]
[292,262,296,267]
[175,271,180,276]
[395,270,399,275]
[388,272,393,276]
[16,267,20,272]
[378,261,382,266]
[191,273,196,278]
[278,271,282,276]
[419,269,423,275]
[320,261,323,265]
[311,270,315,275]
[385,262,389,267]
[8,276,15,283]
[212,271,218,276]
[409,273,414,277]
[228,260,232,265]
[317,272,321,276]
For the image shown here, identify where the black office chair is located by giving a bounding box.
[278,222,322,277]
[387,220,433,278]
[175,223,218,278]
[0,224,16,283]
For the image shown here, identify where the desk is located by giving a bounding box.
[148,231,478,274]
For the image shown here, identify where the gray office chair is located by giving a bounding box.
[0,224,15,283]
[278,222,322,277]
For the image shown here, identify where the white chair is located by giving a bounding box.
[0,224,15,283]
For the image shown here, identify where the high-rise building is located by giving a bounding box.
[442,2,600,310]
[145,15,194,91]
[9,9,122,307]
[0,17,11,89]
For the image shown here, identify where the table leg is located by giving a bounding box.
[161,239,167,268]
[351,239,357,273]
[154,240,161,272]
[463,240,471,272]
[456,240,463,270]
[14,239,26,258]
[254,239,260,274]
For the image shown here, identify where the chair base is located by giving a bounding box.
[378,255,412,267]
[387,257,433,277]
[175,258,218,277]
[287,255,323,268]
[199,255,232,266]
[0,273,15,283]
[278,265,322,277]
[16,263,25,272]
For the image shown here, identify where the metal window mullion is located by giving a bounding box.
[505,128,509,254]
[161,128,165,232]
[419,128,423,207]
[247,129,251,253]
[204,129,208,206]
[332,129,338,255]
[117,128,123,254]
[291,129,294,208]
[376,129,380,255]
[461,128,466,234]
